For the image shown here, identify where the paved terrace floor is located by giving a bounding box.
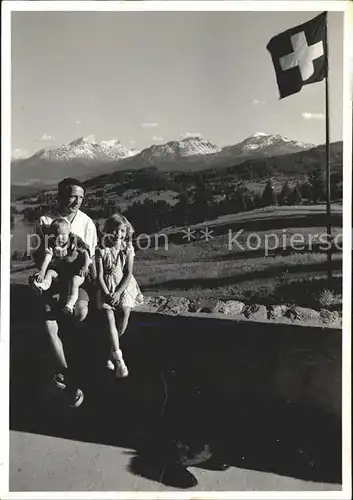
[10,430,340,492]
[9,282,342,492]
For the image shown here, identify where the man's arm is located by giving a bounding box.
[76,236,95,280]
[86,219,98,259]
[84,219,98,282]
[78,249,90,278]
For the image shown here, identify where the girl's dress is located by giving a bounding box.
[96,242,144,310]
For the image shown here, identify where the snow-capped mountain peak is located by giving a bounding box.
[249,132,268,138]
[28,136,134,164]
[178,136,222,155]
[220,132,314,159]
[136,136,221,165]
[239,132,314,152]
[69,136,96,146]
[11,131,318,186]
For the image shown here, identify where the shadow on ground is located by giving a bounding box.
[10,284,342,489]
[143,259,342,293]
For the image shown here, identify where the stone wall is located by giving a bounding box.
[139,295,342,329]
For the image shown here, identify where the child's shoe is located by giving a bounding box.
[111,349,129,378]
[29,275,52,295]
[28,275,43,295]
[61,305,74,316]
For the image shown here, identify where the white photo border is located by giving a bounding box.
[1,1,352,499]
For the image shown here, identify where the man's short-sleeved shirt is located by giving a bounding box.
[35,209,97,260]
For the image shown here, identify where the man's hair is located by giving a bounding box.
[49,217,71,235]
[57,178,84,199]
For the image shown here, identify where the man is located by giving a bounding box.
[30,178,97,408]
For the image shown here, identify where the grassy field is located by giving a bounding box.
[10,205,343,312]
[133,205,342,311]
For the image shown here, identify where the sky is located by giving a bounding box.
[11,10,344,159]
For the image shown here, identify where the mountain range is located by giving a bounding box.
[11,136,133,186]
[11,132,338,190]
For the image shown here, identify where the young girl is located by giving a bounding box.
[29,218,90,315]
[95,213,144,378]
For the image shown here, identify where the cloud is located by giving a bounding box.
[152,136,164,142]
[252,99,266,106]
[76,120,82,125]
[141,122,159,128]
[12,148,29,160]
[181,132,202,139]
[130,139,136,145]
[302,112,325,120]
[38,133,55,142]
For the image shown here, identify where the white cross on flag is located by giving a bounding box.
[267,12,327,98]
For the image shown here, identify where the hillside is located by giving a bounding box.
[84,139,342,190]
[11,133,343,234]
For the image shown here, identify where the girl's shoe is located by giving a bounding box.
[106,359,115,371]
[106,349,115,370]
[111,350,129,378]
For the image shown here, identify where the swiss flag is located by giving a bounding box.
[267,12,327,98]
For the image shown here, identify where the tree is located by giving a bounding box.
[11,250,21,261]
[330,172,342,201]
[233,184,248,212]
[278,182,291,205]
[191,182,213,223]
[22,206,43,222]
[308,167,325,203]
[253,193,263,209]
[298,181,312,203]
[287,183,302,205]
[174,191,190,226]
[261,180,277,207]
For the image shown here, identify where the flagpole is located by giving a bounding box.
[324,11,332,281]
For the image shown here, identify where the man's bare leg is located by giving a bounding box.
[44,318,68,373]
[73,299,88,323]
[53,297,89,407]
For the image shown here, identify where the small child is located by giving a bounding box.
[95,213,144,378]
[29,218,90,315]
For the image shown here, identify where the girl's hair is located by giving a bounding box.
[103,213,134,240]
[49,217,71,235]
